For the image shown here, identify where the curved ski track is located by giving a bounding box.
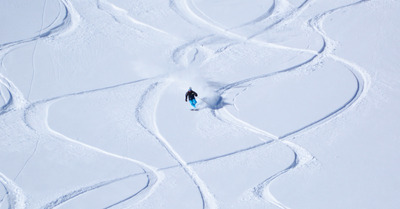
[0,0,373,208]
[0,0,79,113]
[168,0,372,208]
[0,0,160,208]
[0,172,26,209]
[134,81,218,209]
[96,0,171,36]
[171,0,317,67]
[41,172,150,209]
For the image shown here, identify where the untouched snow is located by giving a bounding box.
[1,0,399,208]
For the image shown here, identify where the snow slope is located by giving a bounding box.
[1,0,399,208]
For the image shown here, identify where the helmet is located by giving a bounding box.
[188,87,192,91]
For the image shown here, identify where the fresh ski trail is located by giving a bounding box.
[135,82,218,209]
[41,173,150,209]
[218,107,315,209]
[216,0,372,208]
[252,141,315,209]
[0,78,19,114]
[0,172,26,209]
[0,0,161,208]
[0,0,80,53]
[171,0,317,66]
[96,0,171,36]
[0,0,375,208]
[170,1,317,208]
[22,79,162,208]
[0,0,80,113]
[216,0,371,139]
[158,140,274,171]
[176,0,372,208]
[247,0,313,39]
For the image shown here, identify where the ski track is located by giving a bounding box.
[0,0,80,54]
[23,77,150,131]
[169,0,318,208]
[232,0,277,29]
[0,0,373,208]
[28,0,48,101]
[169,0,372,208]
[217,107,315,209]
[225,1,371,208]
[135,82,218,209]
[96,0,171,36]
[24,97,161,208]
[247,0,313,39]
[171,0,317,68]
[0,0,160,208]
[0,76,28,117]
[13,140,39,183]
[41,172,149,209]
[0,0,80,112]
[0,172,26,209]
[252,141,315,209]
[158,140,275,171]
[21,77,162,208]
[0,80,13,114]
[103,174,152,209]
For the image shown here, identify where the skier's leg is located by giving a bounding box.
[190,99,196,108]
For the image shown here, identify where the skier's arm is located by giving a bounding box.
[194,91,198,97]
[185,92,188,101]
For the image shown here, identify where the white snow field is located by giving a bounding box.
[1,0,399,208]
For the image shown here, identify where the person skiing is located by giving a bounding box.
[185,87,198,108]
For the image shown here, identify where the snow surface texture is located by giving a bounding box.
[1,0,399,208]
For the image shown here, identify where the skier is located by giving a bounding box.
[185,87,198,109]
